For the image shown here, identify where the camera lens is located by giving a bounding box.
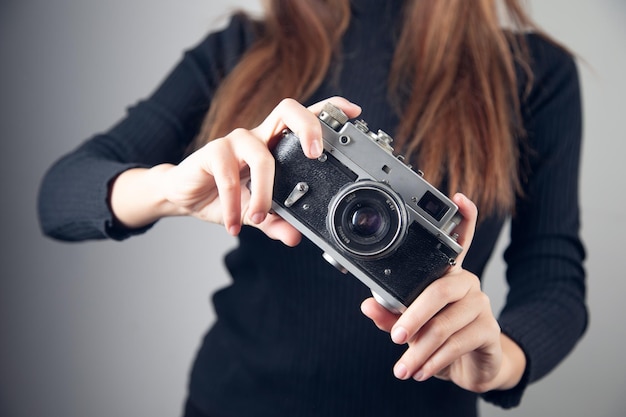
[328,181,407,258]
[350,206,383,238]
[346,202,390,248]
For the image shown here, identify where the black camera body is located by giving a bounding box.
[271,103,463,313]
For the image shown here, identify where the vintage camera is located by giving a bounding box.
[271,103,463,313]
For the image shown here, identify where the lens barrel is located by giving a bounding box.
[328,181,407,258]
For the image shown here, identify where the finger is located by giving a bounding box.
[204,129,276,233]
[301,96,361,158]
[450,193,478,267]
[414,311,500,384]
[255,213,303,247]
[202,138,244,235]
[360,297,399,332]
[252,98,323,158]
[390,272,480,345]
[396,325,483,382]
[307,96,362,118]
[392,293,484,379]
[224,128,276,225]
[253,97,362,159]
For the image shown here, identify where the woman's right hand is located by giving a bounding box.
[109,97,362,246]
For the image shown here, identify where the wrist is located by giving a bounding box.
[493,333,527,391]
[110,164,184,228]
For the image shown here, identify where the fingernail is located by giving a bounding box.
[228,225,240,236]
[413,370,425,382]
[391,327,408,344]
[360,301,370,316]
[310,140,323,158]
[394,363,408,380]
[250,212,265,224]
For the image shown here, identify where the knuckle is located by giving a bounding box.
[430,323,449,342]
[447,335,465,357]
[278,97,297,110]
[468,273,481,287]
[204,137,235,162]
[476,291,491,309]
[206,136,228,150]
[486,315,501,335]
[249,150,274,167]
[229,127,249,137]
[430,314,452,340]
[217,175,240,192]
[431,280,453,300]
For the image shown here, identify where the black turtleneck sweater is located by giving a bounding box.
[38,2,587,416]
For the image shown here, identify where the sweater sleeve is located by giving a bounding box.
[37,14,257,241]
[482,34,588,408]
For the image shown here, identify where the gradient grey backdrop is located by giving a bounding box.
[1,1,624,416]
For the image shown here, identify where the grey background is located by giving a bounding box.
[1,1,624,416]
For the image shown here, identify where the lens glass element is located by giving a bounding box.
[328,181,407,258]
[350,206,383,237]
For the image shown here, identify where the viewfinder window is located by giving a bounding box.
[417,191,449,221]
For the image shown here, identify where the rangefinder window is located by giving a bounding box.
[417,191,449,221]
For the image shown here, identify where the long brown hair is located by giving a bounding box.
[192,0,544,216]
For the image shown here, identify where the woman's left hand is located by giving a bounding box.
[361,193,526,393]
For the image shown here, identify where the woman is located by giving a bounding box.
[38,0,587,416]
